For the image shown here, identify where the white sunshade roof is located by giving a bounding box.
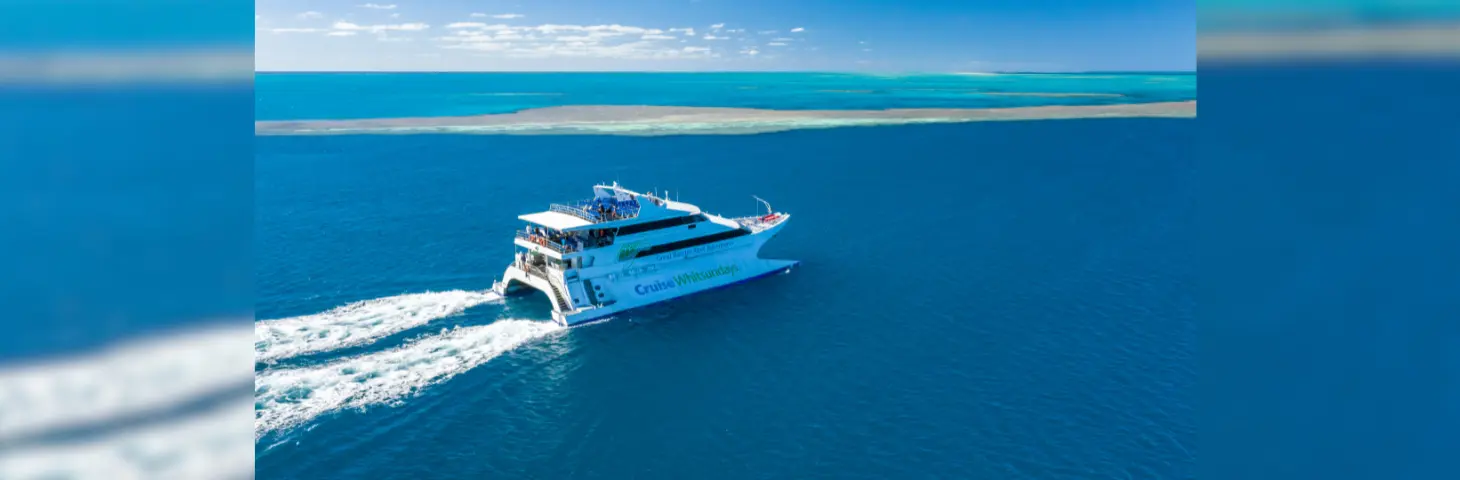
[518,211,593,231]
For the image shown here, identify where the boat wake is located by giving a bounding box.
[254,290,502,363]
[0,323,255,478]
[254,319,565,437]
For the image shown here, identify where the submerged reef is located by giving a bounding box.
[255,101,1197,136]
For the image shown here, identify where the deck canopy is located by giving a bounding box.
[519,211,593,231]
[522,182,714,233]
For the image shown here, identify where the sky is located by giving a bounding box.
[255,0,1194,72]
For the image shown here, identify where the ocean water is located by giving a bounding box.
[0,86,253,361]
[254,72,1196,478]
[1198,62,1460,480]
[255,72,1195,120]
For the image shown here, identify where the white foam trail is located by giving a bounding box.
[0,323,253,443]
[254,319,564,436]
[0,398,254,480]
[254,290,502,363]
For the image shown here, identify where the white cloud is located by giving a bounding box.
[358,3,396,9]
[334,21,430,33]
[862,48,872,52]
[491,13,525,19]
[726,28,745,33]
[327,31,357,37]
[767,42,787,46]
[670,27,696,36]
[470,13,488,18]
[773,37,795,41]
[710,23,725,30]
[525,24,650,35]
[448,41,512,52]
[703,34,727,40]
[758,30,777,35]
[270,28,324,34]
[297,11,323,19]
[859,40,867,44]
[790,27,805,32]
[391,13,400,18]
[740,47,760,56]
[436,22,720,60]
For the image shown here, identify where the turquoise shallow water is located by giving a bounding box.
[254,72,1195,120]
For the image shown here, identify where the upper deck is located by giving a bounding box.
[518,184,713,254]
[548,197,640,224]
[518,183,702,233]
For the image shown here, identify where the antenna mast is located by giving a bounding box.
[752,195,773,216]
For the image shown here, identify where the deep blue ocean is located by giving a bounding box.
[253,73,1196,479]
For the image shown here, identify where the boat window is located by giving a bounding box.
[634,229,749,258]
[616,214,703,236]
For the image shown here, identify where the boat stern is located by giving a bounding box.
[498,264,573,325]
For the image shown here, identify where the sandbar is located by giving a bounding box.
[255,101,1196,137]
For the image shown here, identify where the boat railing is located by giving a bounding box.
[549,203,599,222]
[550,200,642,223]
[732,213,783,232]
[518,230,618,254]
[516,231,569,253]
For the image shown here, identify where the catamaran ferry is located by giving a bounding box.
[494,183,796,326]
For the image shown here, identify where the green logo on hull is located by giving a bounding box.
[617,240,649,261]
[673,264,741,286]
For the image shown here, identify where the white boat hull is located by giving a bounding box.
[500,214,794,326]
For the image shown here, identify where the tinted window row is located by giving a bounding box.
[635,229,749,258]
[616,214,704,236]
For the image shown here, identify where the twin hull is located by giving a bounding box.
[501,219,795,326]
